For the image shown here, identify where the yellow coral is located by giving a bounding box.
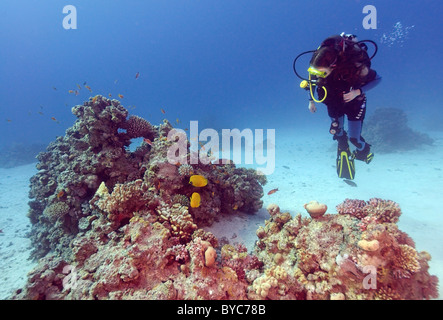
[96,181,109,197]
[252,274,278,298]
[266,265,288,280]
[358,239,380,251]
[396,244,421,273]
[204,246,217,267]
[374,286,402,300]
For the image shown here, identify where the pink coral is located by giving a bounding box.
[336,198,367,219]
[357,215,378,231]
[337,198,402,224]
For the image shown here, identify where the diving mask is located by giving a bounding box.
[307,66,327,78]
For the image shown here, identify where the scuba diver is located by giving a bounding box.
[293,33,382,180]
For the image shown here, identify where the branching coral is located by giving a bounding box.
[122,115,157,139]
[90,179,152,229]
[337,198,402,223]
[157,203,197,243]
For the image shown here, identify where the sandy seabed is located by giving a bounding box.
[1,128,442,299]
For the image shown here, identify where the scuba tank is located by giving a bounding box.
[293,33,378,103]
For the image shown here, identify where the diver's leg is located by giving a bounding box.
[346,98,374,164]
[348,120,374,164]
[348,120,365,150]
[331,116,348,149]
[332,116,355,179]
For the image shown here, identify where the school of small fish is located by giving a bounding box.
[6,71,193,139]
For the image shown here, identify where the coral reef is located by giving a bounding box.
[364,108,433,153]
[121,115,156,140]
[15,194,438,300]
[11,96,438,300]
[250,200,438,300]
[15,96,266,299]
[303,200,328,219]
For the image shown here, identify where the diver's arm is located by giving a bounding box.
[307,75,318,113]
[357,70,382,94]
[359,74,382,93]
[308,100,316,113]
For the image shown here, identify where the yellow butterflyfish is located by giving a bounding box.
[190,192,201,208]
[189,174,208,187]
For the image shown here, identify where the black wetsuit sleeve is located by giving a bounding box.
[357,69,382,93]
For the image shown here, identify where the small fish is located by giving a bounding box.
[118,94,124,99]
[75,90,79,96]
[51,117,57,121]
[114,79,119,84]
[343,179,358,187]
[52,87,57,91]
[57,190,65,199]
[85,85,92,92]
[38,111,44,116]
[161,108,166,114]
[108,93,112,97]
[92,96,99,103]
[176,118,180,124]
[190,192,201,208]
[83,81,87,85]
[189,175,208,187]
[68,90,74,94]
[6,119,12,122]
[143,138,153,146]
[135,72,140,79]
[267,188,279,195]
[76,84,81,90]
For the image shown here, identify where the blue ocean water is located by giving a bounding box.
[1,0,443,301]
[1,0,442,148]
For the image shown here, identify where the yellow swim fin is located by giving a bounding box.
[337,148,355,180]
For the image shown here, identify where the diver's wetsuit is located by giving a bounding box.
[317,68,381,153]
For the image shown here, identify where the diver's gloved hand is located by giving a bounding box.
[343,89,362,103]
[308,100,317,113]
